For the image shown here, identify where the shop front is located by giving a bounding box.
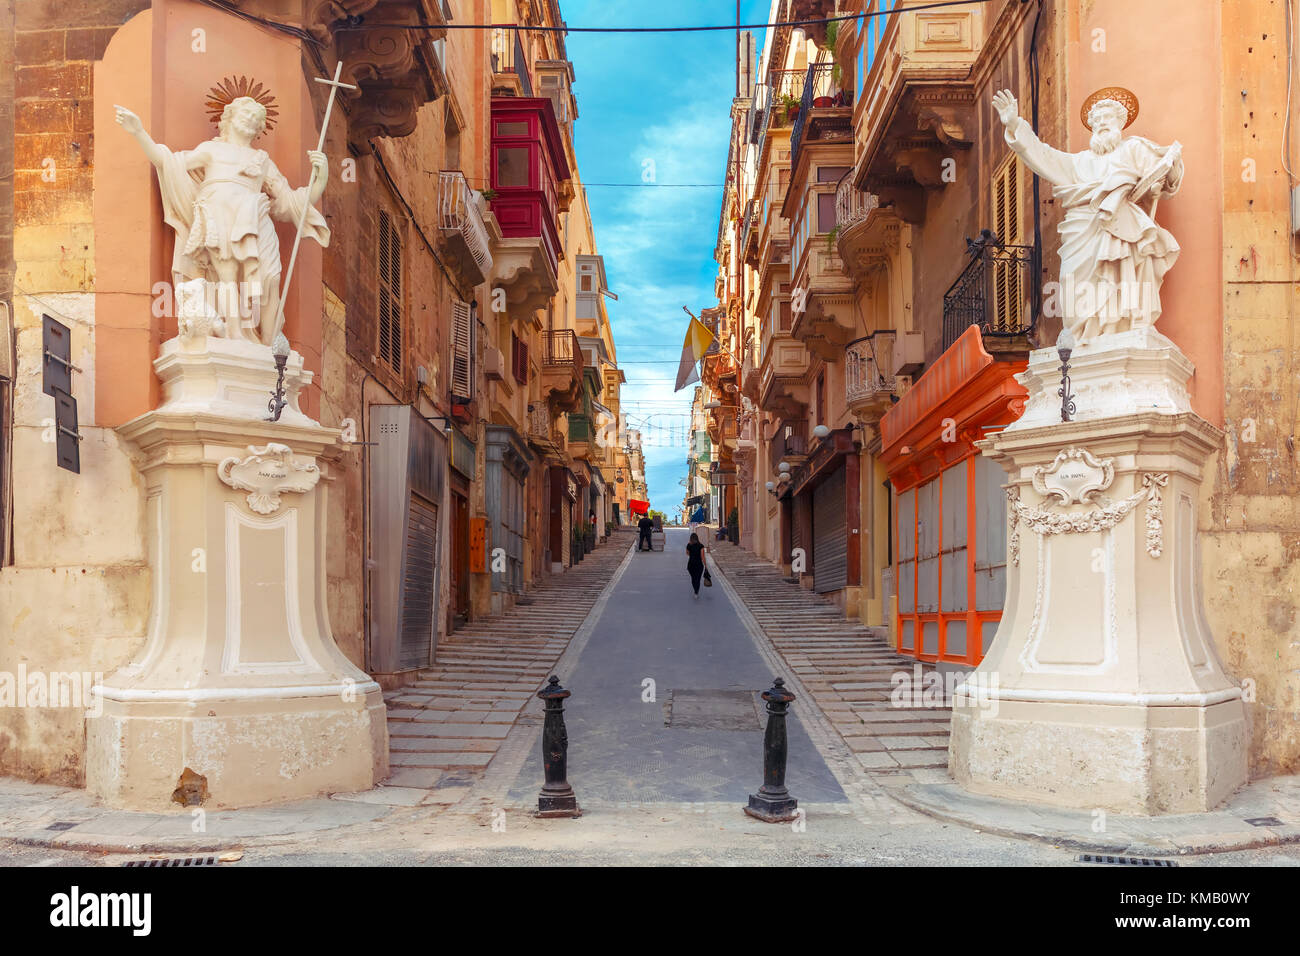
[879,327,1028,666]
[787,427,860,604]
[484,425,531,609]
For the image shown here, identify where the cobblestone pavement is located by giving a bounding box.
[707,542,952,787]
[368,532,633,807]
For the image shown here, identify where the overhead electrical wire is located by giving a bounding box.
[336,0,994,35]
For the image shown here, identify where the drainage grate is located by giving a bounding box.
[1078,854,1176,867]
[664,689,764,731]
[45,821,80,831]
[124,856,218,867]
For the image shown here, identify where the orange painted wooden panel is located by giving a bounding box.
[469,517,487,573]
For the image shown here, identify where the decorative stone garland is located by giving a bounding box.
[1006,472,1169,565]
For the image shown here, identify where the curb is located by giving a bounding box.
[890,783,1300,857]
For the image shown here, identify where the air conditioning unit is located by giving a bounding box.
[368,406,448,674]
[893,330,925,378]
[483,345,506,383]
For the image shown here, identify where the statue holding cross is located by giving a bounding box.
[115,63,355,346]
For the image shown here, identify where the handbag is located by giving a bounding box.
[702,568,713,587]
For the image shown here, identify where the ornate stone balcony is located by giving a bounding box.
[846,332,898,423]
[526,401,560,456]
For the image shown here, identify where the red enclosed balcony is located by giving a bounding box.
[488,98,571,311]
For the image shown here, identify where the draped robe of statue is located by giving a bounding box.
[153,139,329,339]
[1004,121,1183,344]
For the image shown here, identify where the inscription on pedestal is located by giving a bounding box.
[218,442,320,514]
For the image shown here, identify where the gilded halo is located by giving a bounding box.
[1080,86,1138,130]
[205,75,280,133]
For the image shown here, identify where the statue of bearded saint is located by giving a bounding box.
[993,89,1183,346]
[114,96,330,345]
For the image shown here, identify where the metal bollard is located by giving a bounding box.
[744,677,800,823]
[536,675,582,818]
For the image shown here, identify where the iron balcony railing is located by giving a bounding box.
[490,26,532,95]
[835,171,879,231]
[941,231,1035,352]
[790,63,841,161]
[846,332,897,405]
[542,328,581,368]
[437,170,493,275]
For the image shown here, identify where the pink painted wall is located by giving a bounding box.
[1065,0,1224,426]
[95,0,325,424]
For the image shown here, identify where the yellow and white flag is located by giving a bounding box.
[674,318,715,391]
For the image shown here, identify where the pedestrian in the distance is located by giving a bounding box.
[686,532,708,598]
[637,514,654,551]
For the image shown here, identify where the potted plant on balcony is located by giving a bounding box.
[779,93,800,124]
[480,187,498,202]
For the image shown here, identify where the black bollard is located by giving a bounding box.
[536,675,582,818]
[744,677,800,823]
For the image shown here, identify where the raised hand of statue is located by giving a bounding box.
[307,149,328,202]
[114,104,143,136]
[992,89,1020,128]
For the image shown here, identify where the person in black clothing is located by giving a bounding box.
[686,532,707,597]
[637,515,654,551]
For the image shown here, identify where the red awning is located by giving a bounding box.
[628,499,650,515]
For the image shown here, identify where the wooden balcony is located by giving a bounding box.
[853,0,986,222]
[488,97,569,314]
[757,331,810,421]
[566,412,594,460]
[541,329,583,412]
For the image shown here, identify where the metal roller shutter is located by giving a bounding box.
[399,493,438,669]
[813,465,847,593]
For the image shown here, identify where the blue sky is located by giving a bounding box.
[563,0,770,514]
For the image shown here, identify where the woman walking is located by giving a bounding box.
[686,532,708,598]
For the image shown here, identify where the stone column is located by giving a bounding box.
[950,329,1247,814]
[85,333,388,810]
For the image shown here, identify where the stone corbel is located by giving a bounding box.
[916,104,974,148]
[872,183,926,224]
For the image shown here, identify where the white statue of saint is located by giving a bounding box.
[115,96,330,345]
[993,88,1183,345]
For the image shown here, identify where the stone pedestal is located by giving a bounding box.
[949,333,1247,815]
[85,335,387,810]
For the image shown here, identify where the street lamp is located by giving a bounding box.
[1057,326,1076,423]
[266,332,291,422]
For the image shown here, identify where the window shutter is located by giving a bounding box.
[450,298,472,398]
[378,209,403,372]
[992,156,1022,332]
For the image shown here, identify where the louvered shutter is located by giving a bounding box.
[450,298,472,397]
[992,156,1022,333]
[378,209,403,371]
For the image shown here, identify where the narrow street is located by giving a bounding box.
[505,527,846,808]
